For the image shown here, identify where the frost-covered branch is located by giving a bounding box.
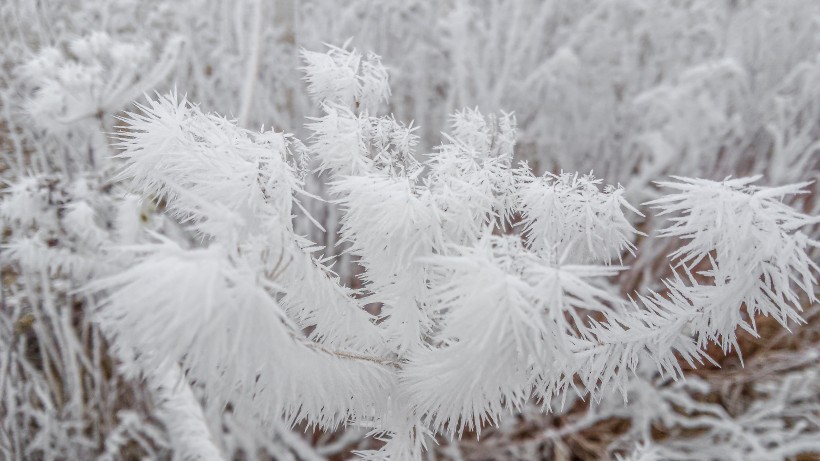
[86,44,820,461]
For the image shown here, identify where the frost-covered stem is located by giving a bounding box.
[272,420,327,461]
[153,365,225,461]
[0,100,24,173]
[288,331,399,369]
[316,427,367,456]
[237,0,263,127]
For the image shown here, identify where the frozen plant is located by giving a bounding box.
[0,31,209,461]
[3,2,819,459]
[93,45,819,460]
